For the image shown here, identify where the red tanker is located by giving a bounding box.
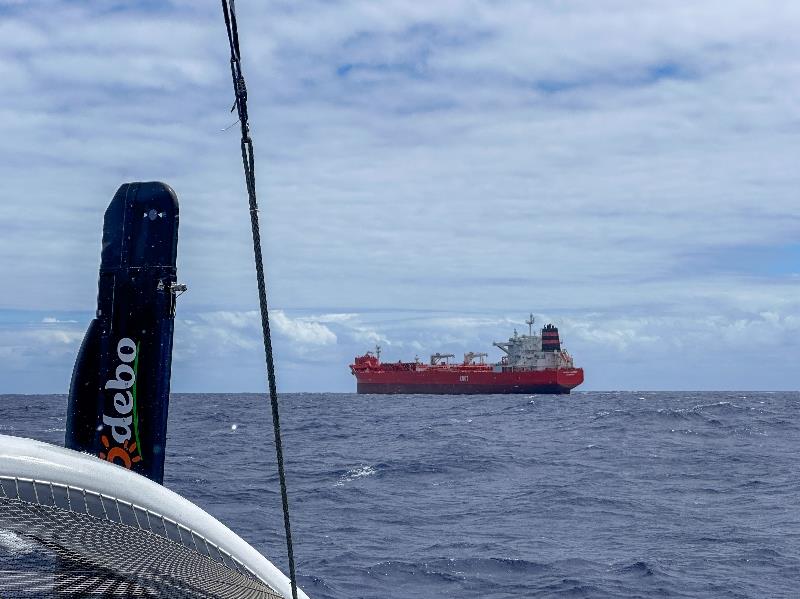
[350,316,584,394]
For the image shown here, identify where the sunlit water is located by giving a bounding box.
[2,391,799,598]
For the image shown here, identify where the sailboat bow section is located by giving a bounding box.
[0,434,310,599]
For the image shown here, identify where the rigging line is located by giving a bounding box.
[220,2,299,598]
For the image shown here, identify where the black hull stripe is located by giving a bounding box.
[356,383,572,395]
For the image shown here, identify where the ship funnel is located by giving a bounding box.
[541,324,561,352]
[66,182,180,484]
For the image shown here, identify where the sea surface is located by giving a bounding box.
[1,391,799,598]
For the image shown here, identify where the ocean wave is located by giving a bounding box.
[367,556,548,580]
[614,560,657,576]
[335,465,377,486]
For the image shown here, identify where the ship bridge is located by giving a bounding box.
[492,315,573,371]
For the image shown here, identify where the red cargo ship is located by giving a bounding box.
[350,315,584,394]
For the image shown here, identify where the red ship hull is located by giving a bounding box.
[353,367,584,395]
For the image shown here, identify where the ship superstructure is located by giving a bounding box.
[350,315,584,394]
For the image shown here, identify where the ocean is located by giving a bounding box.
[1,391,799,598]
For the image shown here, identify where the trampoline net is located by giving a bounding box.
[0,476,283,599]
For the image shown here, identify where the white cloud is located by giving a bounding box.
[566,320,661,352]
[174,310,337,361]
[271,311,337,346]
[348,326,389,347]
[308,313,358,324]
[30,328,84,346]
[199,310,259,330]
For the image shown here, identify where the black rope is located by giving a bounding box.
[219,2,299,598]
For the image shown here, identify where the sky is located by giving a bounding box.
[0,0,798,393]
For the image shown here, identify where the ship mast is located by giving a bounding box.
[526,313,535,336]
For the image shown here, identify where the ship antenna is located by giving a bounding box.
[220,2,298,598]
[526,313,535,336]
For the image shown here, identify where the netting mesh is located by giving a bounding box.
[0,476,283,598]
